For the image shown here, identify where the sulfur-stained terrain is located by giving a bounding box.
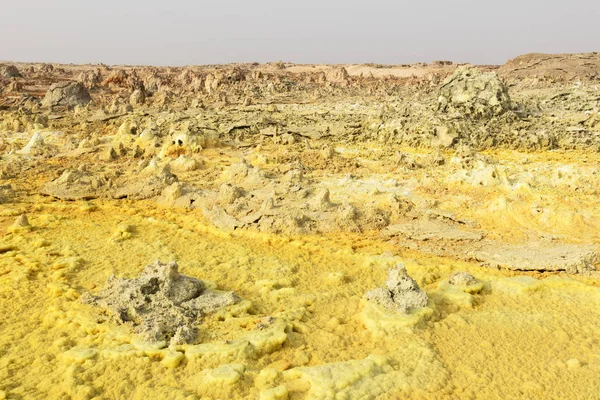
[1,53,600,399]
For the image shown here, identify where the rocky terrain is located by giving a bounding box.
[1,53,600,399]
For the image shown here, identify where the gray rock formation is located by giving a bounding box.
[366,264,428,313]
[42,81,92,108]
[83,260,240,345]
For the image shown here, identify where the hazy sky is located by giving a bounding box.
[1,0,598,66]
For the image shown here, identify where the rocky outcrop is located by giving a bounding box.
[365,265,428,313]
[0,64,22,78]
[42,81,92,107]
[437,66,512,118]
[82,260,240,345]
[498,52,600,81]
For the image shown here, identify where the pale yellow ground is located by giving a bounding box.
[1,191,599,399]
[2,142,600,399]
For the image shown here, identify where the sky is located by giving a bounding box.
[1,0,598,66]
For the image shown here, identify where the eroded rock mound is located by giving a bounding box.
[129,88,146,107]
[365,265,428,313]
[174,161,391,234]
[42,168,109,200]
[325,66,350,85]
[113,165,178,200]
[448,271,478,287]
[438,66,511,118]
[83,260,240,345]
[42,81,92,108]
[0,64,21,78]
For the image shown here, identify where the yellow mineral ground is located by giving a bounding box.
[1,55,600,399]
